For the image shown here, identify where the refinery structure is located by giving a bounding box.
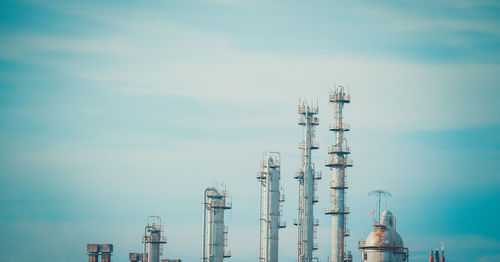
[257,152,285,262]
[295,100,321,262]
[325,86,353,262]
[84,84,445,262]
[202,186,232,262]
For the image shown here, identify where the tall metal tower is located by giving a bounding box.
[325,85,353,262]
[257,152,285,262]
[143,216,167,262]
[295,100,321,262]
[202,186,231,262]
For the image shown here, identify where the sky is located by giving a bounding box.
[0,0,499,262]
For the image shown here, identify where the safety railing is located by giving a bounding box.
[328,123,350,131]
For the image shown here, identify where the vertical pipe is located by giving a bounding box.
[144,227,148,262]
[202,191,207,262]
[102,253,111,262]
[202,188,215,262]
[259,179,263,262]
[296,181,301,262]
[265,157,271,261]
[88,253,98,262]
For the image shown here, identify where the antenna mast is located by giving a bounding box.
[368,190,392,221]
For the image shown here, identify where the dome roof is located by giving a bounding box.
[363,210,404,247]
[364,228,404,247]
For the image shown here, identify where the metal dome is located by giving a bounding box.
[359,209,409,262]
[364,228,404,247]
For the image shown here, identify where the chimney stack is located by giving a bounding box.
[87,244,100,262]
[100,244,113,262]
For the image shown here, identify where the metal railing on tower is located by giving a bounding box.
[325,84,353,262]
[295,99,320,262]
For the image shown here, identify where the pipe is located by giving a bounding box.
[202,187,216,262]
[264,157,270,261]
[144,225,148,262]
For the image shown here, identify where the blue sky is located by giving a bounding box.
[0,0,499,262]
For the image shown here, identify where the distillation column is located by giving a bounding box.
[295,101,320,262]
[257,152,285,262]
[325,85,352,262]
[144,216,167,262]
[202,187,231,262]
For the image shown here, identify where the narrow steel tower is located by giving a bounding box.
[325,85,353,262]
[295,100,321,262]
[143,216,167,262]
[257,152,285,262]
[202,186,231,262]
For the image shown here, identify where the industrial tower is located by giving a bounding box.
[295,100,321,262]
[143,216,167,262]
[257,152,285,262]
[325,85,353,262]
[202,186,231,262]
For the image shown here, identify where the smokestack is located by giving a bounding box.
[429,250,434,262]
[87,244,100,262]
[101,244,113,262]
[435,249,440,262]
[441,247,445,262]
